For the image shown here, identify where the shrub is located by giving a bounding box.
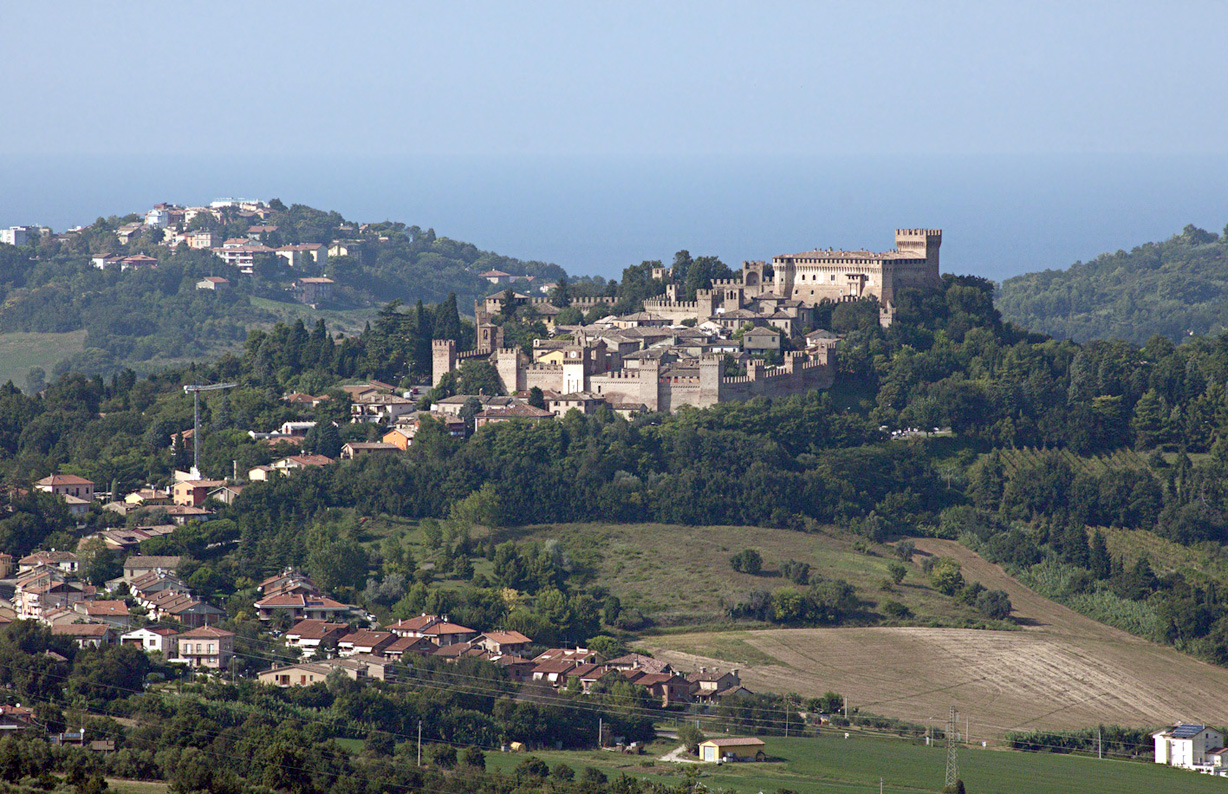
[730,549,763,575]
[461,746,485,770]
[887,562,907,584]
[976,589,1012,620]
[678,723,706,753]
[882,600,911,618]
[781,559,811,585]
[928,557,964,595]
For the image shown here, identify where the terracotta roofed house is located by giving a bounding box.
[476,630,533,655]
[51,622,114,648]
[255,593,354,622]
[337,630,396,657]
[177,625,234,669]
[34,475,94,501]
[286,620,351,658]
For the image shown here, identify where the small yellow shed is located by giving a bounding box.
[698,737,767,763]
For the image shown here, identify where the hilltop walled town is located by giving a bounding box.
[434,229,942,413]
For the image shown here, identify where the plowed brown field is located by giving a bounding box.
[645,539,1228,738]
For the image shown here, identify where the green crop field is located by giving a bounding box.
[0,330,88,388]
[483,731,1222,794]
[994,446,1150,476]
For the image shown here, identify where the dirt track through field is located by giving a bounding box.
[646,539,1228,737]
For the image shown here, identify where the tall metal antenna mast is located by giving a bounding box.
[183,382,237,475]
[945,706,959,790]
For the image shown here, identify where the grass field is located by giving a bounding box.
[644,538,1228,738]
[504,523,989,629]
[0,329,87,387]
[482,731,1225,794]
[105,780,169,794]
[248,297,377,337]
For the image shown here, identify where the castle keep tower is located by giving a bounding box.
[894,228,942,283]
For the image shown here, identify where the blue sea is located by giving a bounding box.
[3,153,1227,283]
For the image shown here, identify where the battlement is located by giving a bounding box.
[595,369,647,381]
[644,298,702,310]
[432,339,455,350]
[895,228,942,237]
[710,279,744,288]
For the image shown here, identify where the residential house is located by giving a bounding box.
[16,576,91,621]
[0,705,37,734]
[121,254,158,271]
[531,659,577,685]
[258,569,320,597]
[336,630,396,657]
[339,442,400,459]
[259,661,356,687]
[535,648,603,665]
[545,393,605,418]
[386,614,443,637]
[177,626,234,669]
[0,553,11,578]
[293,277,334,305]
[51,623,114,648]
[382,635,437,661]
[686,669,742,702]
[19,550,80,575]
[480,269,513,284]
[604,653,671,674]
[161,505,214,525]
[196,276,230,291]
[120,626,179,658]
[208,484,245,505]
[350,393,416,424]
[90,254,124,270]
[187,230,219,249]
[146,591,224,628]
[73,600,131,629]
[34,475,94,501]
[123,556,182,583]
[381,427,415,451]
[476,631,533,656]
[285,620,350,658]
[419,620,479,647]
[430,394,520,417]
[145,206,172,227]
[277,243,326,268]
[254,593,355,623]
[1154,724,1226,772]
[213,243,273,273]
[473,403,554,428]
[741,326,782,353]
[172,480,224,507]
[283,392,327,408]
[125,570,187,601]
[114,223,142,243]
[246,225,278,242]
[349,653,398,681]
[698,738,766,763]
[490,654,537,683]
[623,670,693,706]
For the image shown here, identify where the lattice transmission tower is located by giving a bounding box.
[945,705,959,789]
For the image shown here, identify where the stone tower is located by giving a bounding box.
[894,229,942,282]
[431,339,456,387]
[698,355,723,408]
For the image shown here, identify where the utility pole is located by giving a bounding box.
[417,721,422,766]
[944,706,959,790]
[182,382,236,475]
[598,717,602,748]
[1098,726,1102,759]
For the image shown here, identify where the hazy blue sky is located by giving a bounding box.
[4,1,1226,158]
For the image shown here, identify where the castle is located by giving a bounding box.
[432,228,940,413]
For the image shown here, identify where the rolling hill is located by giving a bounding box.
[996,223,1228,343]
